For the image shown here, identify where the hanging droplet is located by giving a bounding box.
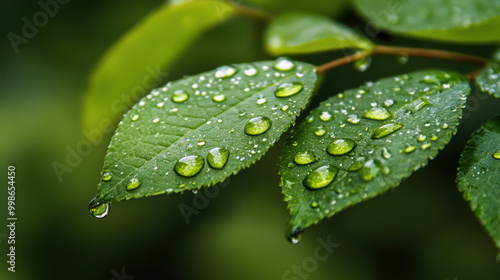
[212,94,226,102]
[372,123,404,139]
[303,165,338,190]
[293,151,318,165]
[273,57,295,71]
[347,114,360,124]
[327,139,357,156]
[207,147,229,169]
[126,178,142,191]
[89,198,110,219]
[174,155,205,177]
[363,107,391,120]
[287,227,303,244]
[275,82,303,97]
[314,125,327,136]
[354,56,371,72]
[172,90,189,103]
[244,116,272,136]
[102,172,113,182]
[493,150,500,159]
[215,65,237,78]
[319,111,332,121]
[382,147,392,159]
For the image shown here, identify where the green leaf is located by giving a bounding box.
[279,70,470,239]
[93,59,318,204]
[82,0,234,131]
[476,47,500,98]
[265,13,374,56]
[457,116,500,251]
[246,0,349,17]
[353,0,500,43]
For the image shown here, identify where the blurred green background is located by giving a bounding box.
[1,0,500,279]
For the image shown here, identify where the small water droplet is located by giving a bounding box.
[404,145,416,153]
[153,117,160,123]
[292,141,298,147]
[382,147,392,159]
[314,125,327,136]
[347,114,360,124]
[281,105,290,111]
[430,134,438,141]
[397,55,409,64]
[354,56,371,72]
[256,97,267,105]
[127,178,142,191]
[372,123,404,139]
[273,57,295,71]
[89,198,110,219]
[363,107,391,120]
[238,110,246,117]
[197,139,206,146]
[215,65,237,78]
[306,116,314,123]
[244,116,272,136]
[293,151,317,165]
[243,65,258,76]
[493,150,500,159]
[131,114,139,121]
[311,201,318,208]
[421,143,431,150]
[102,172,113,182]
[417,134,426,142]
[174,155,205,177]
[359,159,379,181]
[207,147,229,169]
[212,94,226,102]
[327,139,357,156]
[172,90,189,103]
[348,157,366,171]
[319,111,332,121]
[383,99,394,107]
[275,82,303,97]
[303,165,338,190]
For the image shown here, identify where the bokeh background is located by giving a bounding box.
[1,0,500,279]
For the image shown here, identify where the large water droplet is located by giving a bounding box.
[172,90,189,103]
[372,123,404,139]
[294,151,317,165]
[327,139,357,156]
[347,114,360,124]
[207,147,229,169]
[215,65,237,78]
[493,150,500,159]
[174,155,205,177]
[273,57,295,71]
[244,116,272,136]
[102,172,113,182]
[303,165,338,190]
[354,56,371,72]
[126,178,142,191]
[89,198,110,219]
[319,111,332,121]
[275,82,303,97]
[212,94,226,102]
[363,107,391,120]
[314,125,327,136]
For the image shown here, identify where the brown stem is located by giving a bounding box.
[233,5,273,23]
[316,50,373,73]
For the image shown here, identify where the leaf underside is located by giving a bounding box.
[279,70,470,236]
[457,116,500,250]
[265,13,373,56]
[354,0,500,42]
[476,47,500,98]
[95,59,318,204]
[82,0,234,131]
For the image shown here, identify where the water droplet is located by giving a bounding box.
[306,116,314,123]
[303,165,338,190]
[319,111,332,121]
[348,157,367,171]
[174,155,205,177]
[311,201,318,208]
[347,114,360,124]
[172,90,189,103]
[397,55,409,64]
[275,82,303,97]
[430,134,438,141]
[493,150,500,159]
[372,123,404,139]
[215,65,237,78]
[359,159,379,181]
[89,198,110,219]
[244,116,272,136]
[292,141,298,147]
[197,139,206,146]
[314,125,327,136]
[273,57,295,71]
[382,147,392,159]
[383,99,394,107]
[404,145,416,153]
[212,94,226,102]
[287,227,303,244]
[442,123,449,129]
[417,134,426,142]
[354,56,371,72]
[281,105,290,111]
[207,147,229,169]
[126,178,142,191]
[256,97,267,105]
[293,151,317,165]
[243,66,258,76]
[327,139,357,156]
[238,110,246,117]
[102,172,112,182]
[131,114,139,121]
[153,117,160,123]
[363,107,391,120]
[421,143,431,150]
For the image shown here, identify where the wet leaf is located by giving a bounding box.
[245,0,349,17]
[265,13,373,56]
[457,116,500,252]
[83,0,234,131]
[476,47,500,98]
[279,70,470,238]
[93,59,318,204]
[354,0,500,42]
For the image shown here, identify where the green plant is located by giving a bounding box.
[86,0,500,258]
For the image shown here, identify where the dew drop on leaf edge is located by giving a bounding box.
[273,57,295,71]
[89,198,110,219]
[102,172,112,182]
